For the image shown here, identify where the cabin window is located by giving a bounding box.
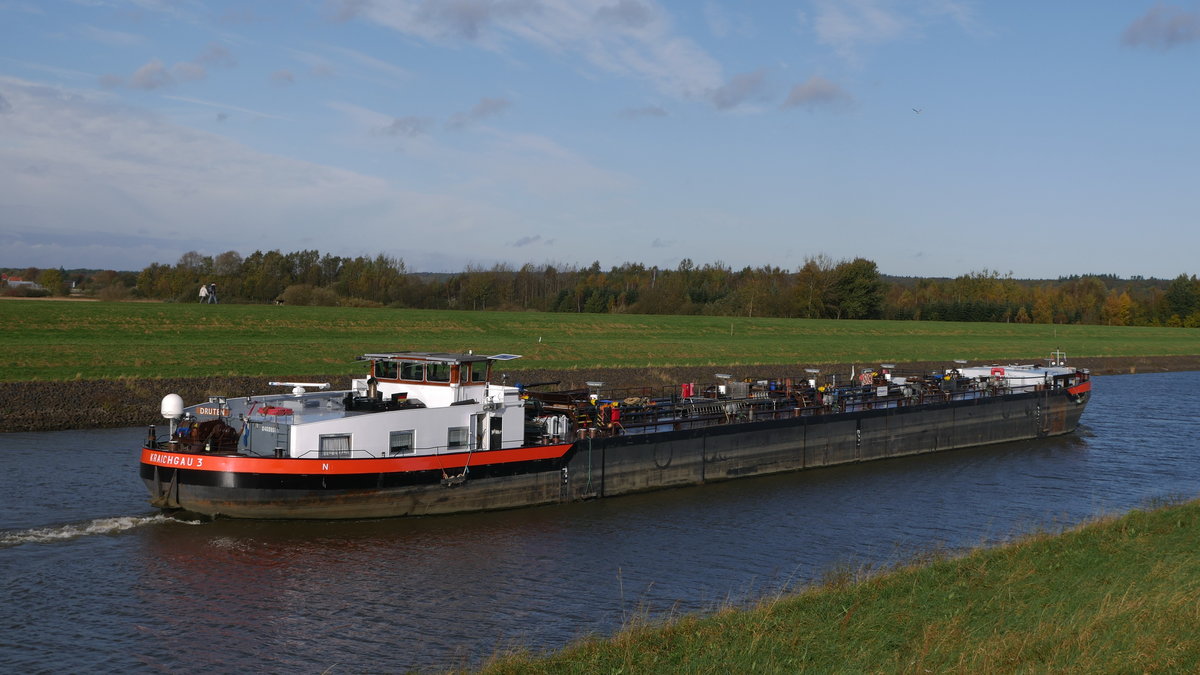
[375,361,397,380]
[389,430,414,456]
[427,362,451,382]
[470,362,487,382]
[401,362,424,381]
[448,426,469,449]
[319,434,351,458]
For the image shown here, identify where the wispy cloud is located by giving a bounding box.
[806,0,909,62]
[129,58,173,89]
[197,42,237,68]
[99,43,235,90]
[804,0,975,63]
[162,94,291,120]
[77,24,146,47]
[1122,4,1200,49]
[376,115,435,137]
[709,69,766,110]
[0,76,504,269]
[336,0,724,101]
[782,75,853,110]
[448,96,512,129]
[594,0,656,29]
[286,45,408,86]
[326,45,410,81]
[511,234,543,247]
[328,98,630,200]
[172,61,206,83]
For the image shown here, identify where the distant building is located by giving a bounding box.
[1,274,44,291]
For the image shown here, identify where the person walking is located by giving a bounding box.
[199,283,209,303]
[207,283,218,304]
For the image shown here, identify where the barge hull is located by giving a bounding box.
[142,388,1086,519]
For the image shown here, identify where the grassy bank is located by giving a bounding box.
[2,300,1198,381]
[482,498,1200,673]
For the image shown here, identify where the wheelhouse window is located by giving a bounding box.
[470,362,487,382]
[319,434,351,458]
[448,426,469,449]
[374,360,398,379]
[389,430,414,456]
[427,362,451,383]
[400,362,424,381]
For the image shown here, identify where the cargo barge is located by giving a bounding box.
[140,350,1091,519]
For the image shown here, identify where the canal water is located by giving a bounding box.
[2,371,1198,673]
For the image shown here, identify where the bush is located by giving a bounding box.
[279,284,341,306]
[97,282,132,302]
[338,295,383,308]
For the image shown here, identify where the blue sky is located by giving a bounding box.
[1,1,1197,278]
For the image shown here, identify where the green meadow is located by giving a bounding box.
[482,498,1200,673]
[1,299,1196,381]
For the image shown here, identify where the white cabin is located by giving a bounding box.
[184,352,530,460]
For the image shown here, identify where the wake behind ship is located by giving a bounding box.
[140,350,1091,519]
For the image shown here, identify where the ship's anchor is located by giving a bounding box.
[150,466,180,509]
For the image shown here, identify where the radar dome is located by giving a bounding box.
[161,393,184,420]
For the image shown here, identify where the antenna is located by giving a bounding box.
[269,381,330,396]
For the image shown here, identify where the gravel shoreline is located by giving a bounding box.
[2,355,1197,433]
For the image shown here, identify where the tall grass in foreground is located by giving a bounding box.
[2,300,1197,380]
[480,498,1200,673]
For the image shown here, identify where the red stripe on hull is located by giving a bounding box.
[1067,380,1091,396]
[140,443,573,475]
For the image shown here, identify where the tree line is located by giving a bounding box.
[6,249,1200,327]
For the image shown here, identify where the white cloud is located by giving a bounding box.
[343,0,724,101]
[0,77,482,267]
[806,0,975,63]
[0,76,632,271]
[1123,4,1200,49]
[783,75,853,109]
[129,58,173,89]
[809,0,909,62]
[710,69,766,110]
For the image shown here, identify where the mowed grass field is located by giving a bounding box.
[1,299,1196,381]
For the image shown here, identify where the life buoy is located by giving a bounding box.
[990,367,1005,378]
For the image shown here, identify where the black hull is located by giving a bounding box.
[142,388,1088,519]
